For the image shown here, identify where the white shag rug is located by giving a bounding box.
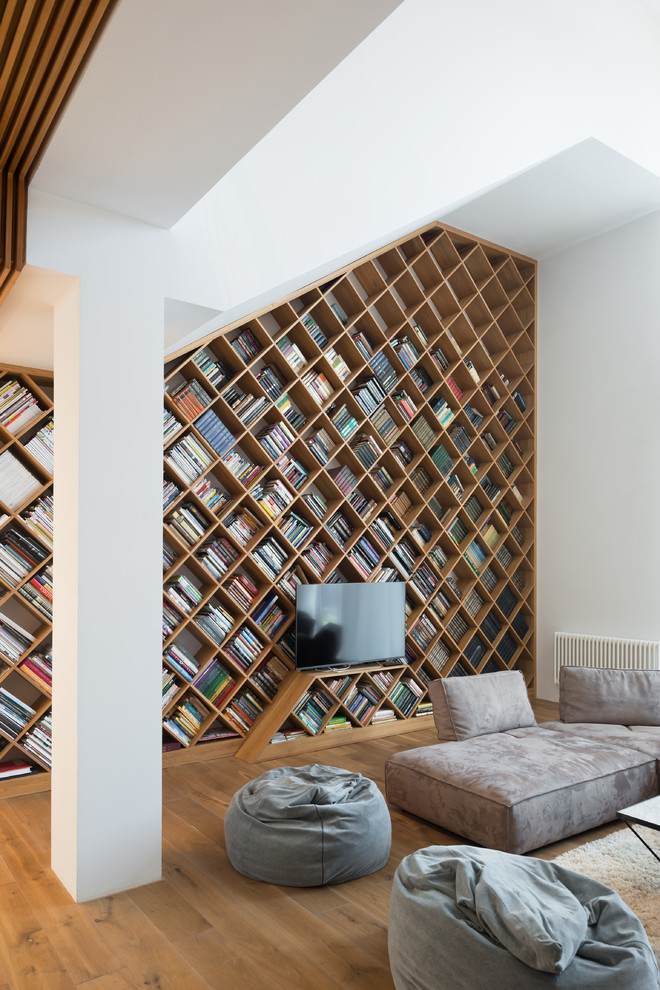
[553,825,660,959]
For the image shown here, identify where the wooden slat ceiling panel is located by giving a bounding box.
[0,0,119,303]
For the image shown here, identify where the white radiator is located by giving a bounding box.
[554,632,660,684]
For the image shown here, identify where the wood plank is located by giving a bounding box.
[74,972,133,990]
[234,669,311,762]
[81,893,213,990]
[0,803,122,984]
[0,881,75,989]
[127,879,211,942]
[167,844,397,990]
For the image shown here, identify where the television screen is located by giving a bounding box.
[295,582,406,671]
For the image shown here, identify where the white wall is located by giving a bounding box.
[537,209,660,700]
[166,0,660,328]
[28,192,166,900]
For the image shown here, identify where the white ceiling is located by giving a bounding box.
[440,140,660,259]
[32,0,402,228]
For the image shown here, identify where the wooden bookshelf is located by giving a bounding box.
[0,221,535,788]
[162,221,536,763]
[0,364,54,784]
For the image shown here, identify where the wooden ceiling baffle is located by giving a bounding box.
[0,0,119,303]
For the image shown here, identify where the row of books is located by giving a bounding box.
[19,493,53,551]
[231,327,263,364]
[165,502,209,547]
[0,613,34,664]
[250,535,288,580]
[169,378,213,420]
[165,433,213,486]
[279,511,313,549]
[0,526,49,588]
[191,474,230,514]
[192,348,231,389]
[277,334,307,373]
[0,380,43,436]
[301,368,334,405]
[275,393,306,431]
[19,649,52,693]
[294,689,333,734]
[251,478,294,520]
[347,535,380,578]
[301,541,333,579]
[164,693,209,746]
[257,420,295,460]
[250,592,288,638]
[331,403,359,439]
[225,572,259,610]
[223,507,263,547]
[19,564,53,621]
[220,447,263,488]
[165,574,203,615]
[274,452,308,490]
[224,688,265,734]
[225,625,265,672]
[196,602,234,645]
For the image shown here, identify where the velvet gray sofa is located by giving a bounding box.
[385,667,660,854]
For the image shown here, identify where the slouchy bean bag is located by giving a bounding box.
[224,763,391,886]
[389,845,659,990]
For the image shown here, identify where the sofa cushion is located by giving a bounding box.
[559,666,660,725]
[385,728,657,853]
[429,669,536,742]
[542,720,660,759]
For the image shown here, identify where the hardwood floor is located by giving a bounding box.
[0,698,622,990]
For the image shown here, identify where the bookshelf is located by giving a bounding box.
[0,221,535,787]
[162,221,536,763]
[0,364,54,792]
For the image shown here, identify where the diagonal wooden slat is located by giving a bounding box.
[0,0,120,305]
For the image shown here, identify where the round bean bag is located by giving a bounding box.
[389,845,659,990]
[224,764,391,886]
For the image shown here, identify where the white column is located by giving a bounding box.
[49,208,164,901]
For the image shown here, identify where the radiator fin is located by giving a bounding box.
[554,632,660,684]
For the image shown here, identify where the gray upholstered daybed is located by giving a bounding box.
[385,667,660,853]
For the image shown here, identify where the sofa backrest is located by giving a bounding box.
[559,666,660,725]
[428,669,536,742]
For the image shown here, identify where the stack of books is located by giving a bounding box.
[25,420,54,473]
[0,451,41,510]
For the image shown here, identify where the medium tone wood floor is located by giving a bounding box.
[0,699,622,990]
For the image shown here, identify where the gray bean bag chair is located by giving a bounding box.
[225,764,391,886]
[389,845,660,990]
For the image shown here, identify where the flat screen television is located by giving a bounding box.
[295,582,406,671]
